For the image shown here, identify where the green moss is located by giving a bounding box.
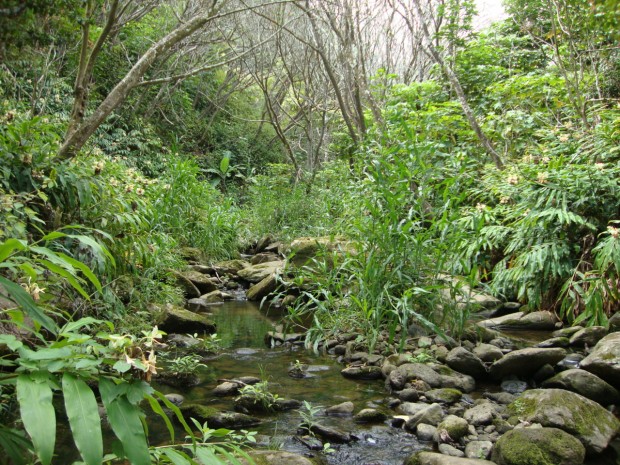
[179,403,218,422]
[493,428,585,465]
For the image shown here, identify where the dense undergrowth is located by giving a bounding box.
[0,0,619,464]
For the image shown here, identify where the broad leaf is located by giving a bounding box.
[0,238,27,263]
[0,425,32,465]
[16,374,56,465]
[62,373,103,465]
[99,378,150,465]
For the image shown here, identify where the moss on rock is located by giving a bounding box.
[492,427,585,465]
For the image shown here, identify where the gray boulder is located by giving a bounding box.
[237,261,284,283]
[435,415,470,442]
[465,441,493,460]
[579,332,620,385]
[246,274,277,301]
[478,311,558,331]
[542,368,620,406]
[492,427,585,465]
[489,347,566,379]
[446,347,487,379]
[569,326,607,347]
[405,403,444,430]
[508,388,620,453]
[473,343,504,363]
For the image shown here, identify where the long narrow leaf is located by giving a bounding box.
[0,277,57,333]
[37,259,89,299]
[62,373,103,465]
[145,395,175,442]
[0,238,27,263]
[56,252,102,292]
[163,449,192,465]
[16,375,56,465]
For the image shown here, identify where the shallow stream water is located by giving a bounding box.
[152,300,424,465]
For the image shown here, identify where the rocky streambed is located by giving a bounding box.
[152,238,620,465]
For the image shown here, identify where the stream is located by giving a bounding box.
[153,300,423,465]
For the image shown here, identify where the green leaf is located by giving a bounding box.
[0,425,32,465]
[68,235,115,267]
[220,155,230,174]
[163,449,192,465]
[37,259,89,299]
[0,238,27,263]
[112,360,131,373]
[41,231,67,241]
[0,276,57,333]
[0,334,23,351]
[56,252,102,292]
[99,378,150,465]
[16,374,56,465]
[195,448,225,465]
[62,373,103,465]
[154,391,195,439]
[145,395,175,442]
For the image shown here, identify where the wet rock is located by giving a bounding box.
[397,401,430,416]
[274,398,302,411]
[425,388,463,404]
[542,368,620,406]
[532,364,555,383]
[465,441,493,460]
[580,332,620,385]
[265,331,304,347]
[478,311,558,331]
[552,326,583,338]
[188,290,233,308]
[211,259,250,275]
[237,261,284,283]
[472,343,504,363]
[341,365,383,380]
[241,450,319,465]
[212,381,241,396]
[556,353,584,371]
[179,404,260,429]
[508,388,620,454]
[463,403,496,426]
[389,362,441,390]
[354,408,388,423]
[164,393,184,406]
[417,423,438,441]
[398,388,420,402]
[246,274,277,301]
[492,427,585,465]
[405,403,444,430]
[569,326,607,347]
[157,304,216,334]
[325,401,354,416]
[418,336,434,349]
[489,347,566,380]
[446,347,487,379]
[438,444,465,457]
[483,392,516,405]
[536,336,570,348]
[435,415,470,442]
[404,451,496,465]
[431,364,476,393]
[303,423,352,443]
[500,379,528,395]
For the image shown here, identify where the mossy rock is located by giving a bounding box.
[425,388,463,404]
[179,404,260,429]
[156,304,216,334]
[492,427,585,465]
[404,451,496,465]
[508,388,620,454]
[241,450,326,465]
[285,236,355,267]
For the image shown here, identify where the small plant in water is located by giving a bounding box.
[238,381,279,410]
[299,400,323,428]
[187,332,222,353]
[166,355,207,375]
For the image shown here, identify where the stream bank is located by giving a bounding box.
[154,239,620,465]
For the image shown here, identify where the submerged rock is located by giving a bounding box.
[326,401,354,416]
[507,388,620,453]
[492,427,585,465]
[354,408,388,423]
[341,365,383,380]
[179,404,260,429]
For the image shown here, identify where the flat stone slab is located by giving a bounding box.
[478,310,558,330]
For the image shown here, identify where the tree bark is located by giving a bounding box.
[412,0,504,170]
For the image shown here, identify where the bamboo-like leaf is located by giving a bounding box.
[163,449,192,465]
[99,378,150,465]
[0,276,57,333]
[37,259,89,299]
[195,448,225,465]
[0,425,32,465]
[16,374,56,465]
[62,373,103,465]
[145,395,175,442]
[56,252,102,292]
[154,391,195,438]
